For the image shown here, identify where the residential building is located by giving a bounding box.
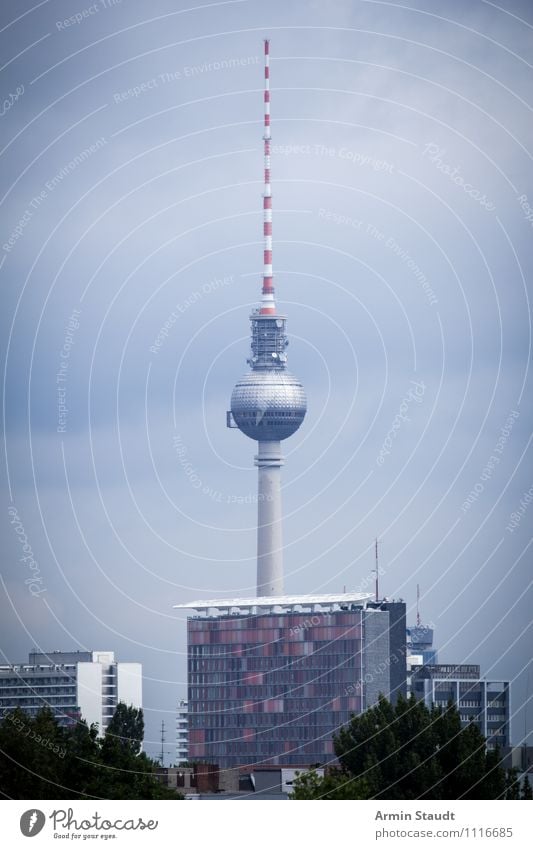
[0,650,142,734]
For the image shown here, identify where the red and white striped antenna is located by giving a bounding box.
[260,39,276,316]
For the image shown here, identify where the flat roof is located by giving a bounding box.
[174,591,373,613]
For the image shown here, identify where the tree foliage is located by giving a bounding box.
[521,773,532,800]
[290,768,369,799]
[291,694,524,800]
[0,704,181,800]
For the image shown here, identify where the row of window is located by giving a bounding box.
[188,654,361,674]
[188,684,351,700]
[189,710,350,728]
[1,697,78,707]
[188,614,361,630]
[188,646,361,663]
[201,725,336,743]
[200,741,329,756]
[189,699,353,714]
[188,643,355,657]
[188,669,359,686]
[0,686,76,696]
[1,680,115,689]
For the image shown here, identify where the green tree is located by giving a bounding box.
[99,703,178,799]
[0,708,48,798]
[291,695,507,800]
[521,773,532,800]
[30,708,69,798]
[61,719,102,799]
[504,767,521,799]
[290,767,369,799]
[101,702,144,761]
[334,695,444,799]
[0,705,181,800]
[481,745,507,800]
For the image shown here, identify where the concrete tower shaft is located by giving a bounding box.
[255,441,283,596]
[228,40,306,597]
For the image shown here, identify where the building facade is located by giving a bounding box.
[411,664,510,749]
[0,650,142,734]
[178,593,406,769]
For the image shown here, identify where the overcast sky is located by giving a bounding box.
[1,0,532,762]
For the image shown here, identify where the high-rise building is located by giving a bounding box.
[406,624,438,666]
[176,698,188,765]
[177,594,406,769]
[0,650,142,734]
[406,623,438,693]
[407,587,437,667]
[411,664,510,749]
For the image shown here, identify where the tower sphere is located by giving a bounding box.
[231,369,306,441]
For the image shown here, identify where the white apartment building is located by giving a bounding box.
[0,650,142,734]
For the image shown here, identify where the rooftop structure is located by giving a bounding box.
[174,591,373,616]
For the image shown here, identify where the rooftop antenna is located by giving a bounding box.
[525,665,531,749]
[416,583,421,627]
[159,720,165,767]
[374,538,379,602]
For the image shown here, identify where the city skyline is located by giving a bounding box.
[1,0,531,761]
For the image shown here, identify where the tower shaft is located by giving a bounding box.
[256,441,283,596]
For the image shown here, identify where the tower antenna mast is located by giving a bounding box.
[261,38,275,315]
[416,583,421,627]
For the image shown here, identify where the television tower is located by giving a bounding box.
[228,39,307,597]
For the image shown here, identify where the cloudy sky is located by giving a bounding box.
[1,0,532,762]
